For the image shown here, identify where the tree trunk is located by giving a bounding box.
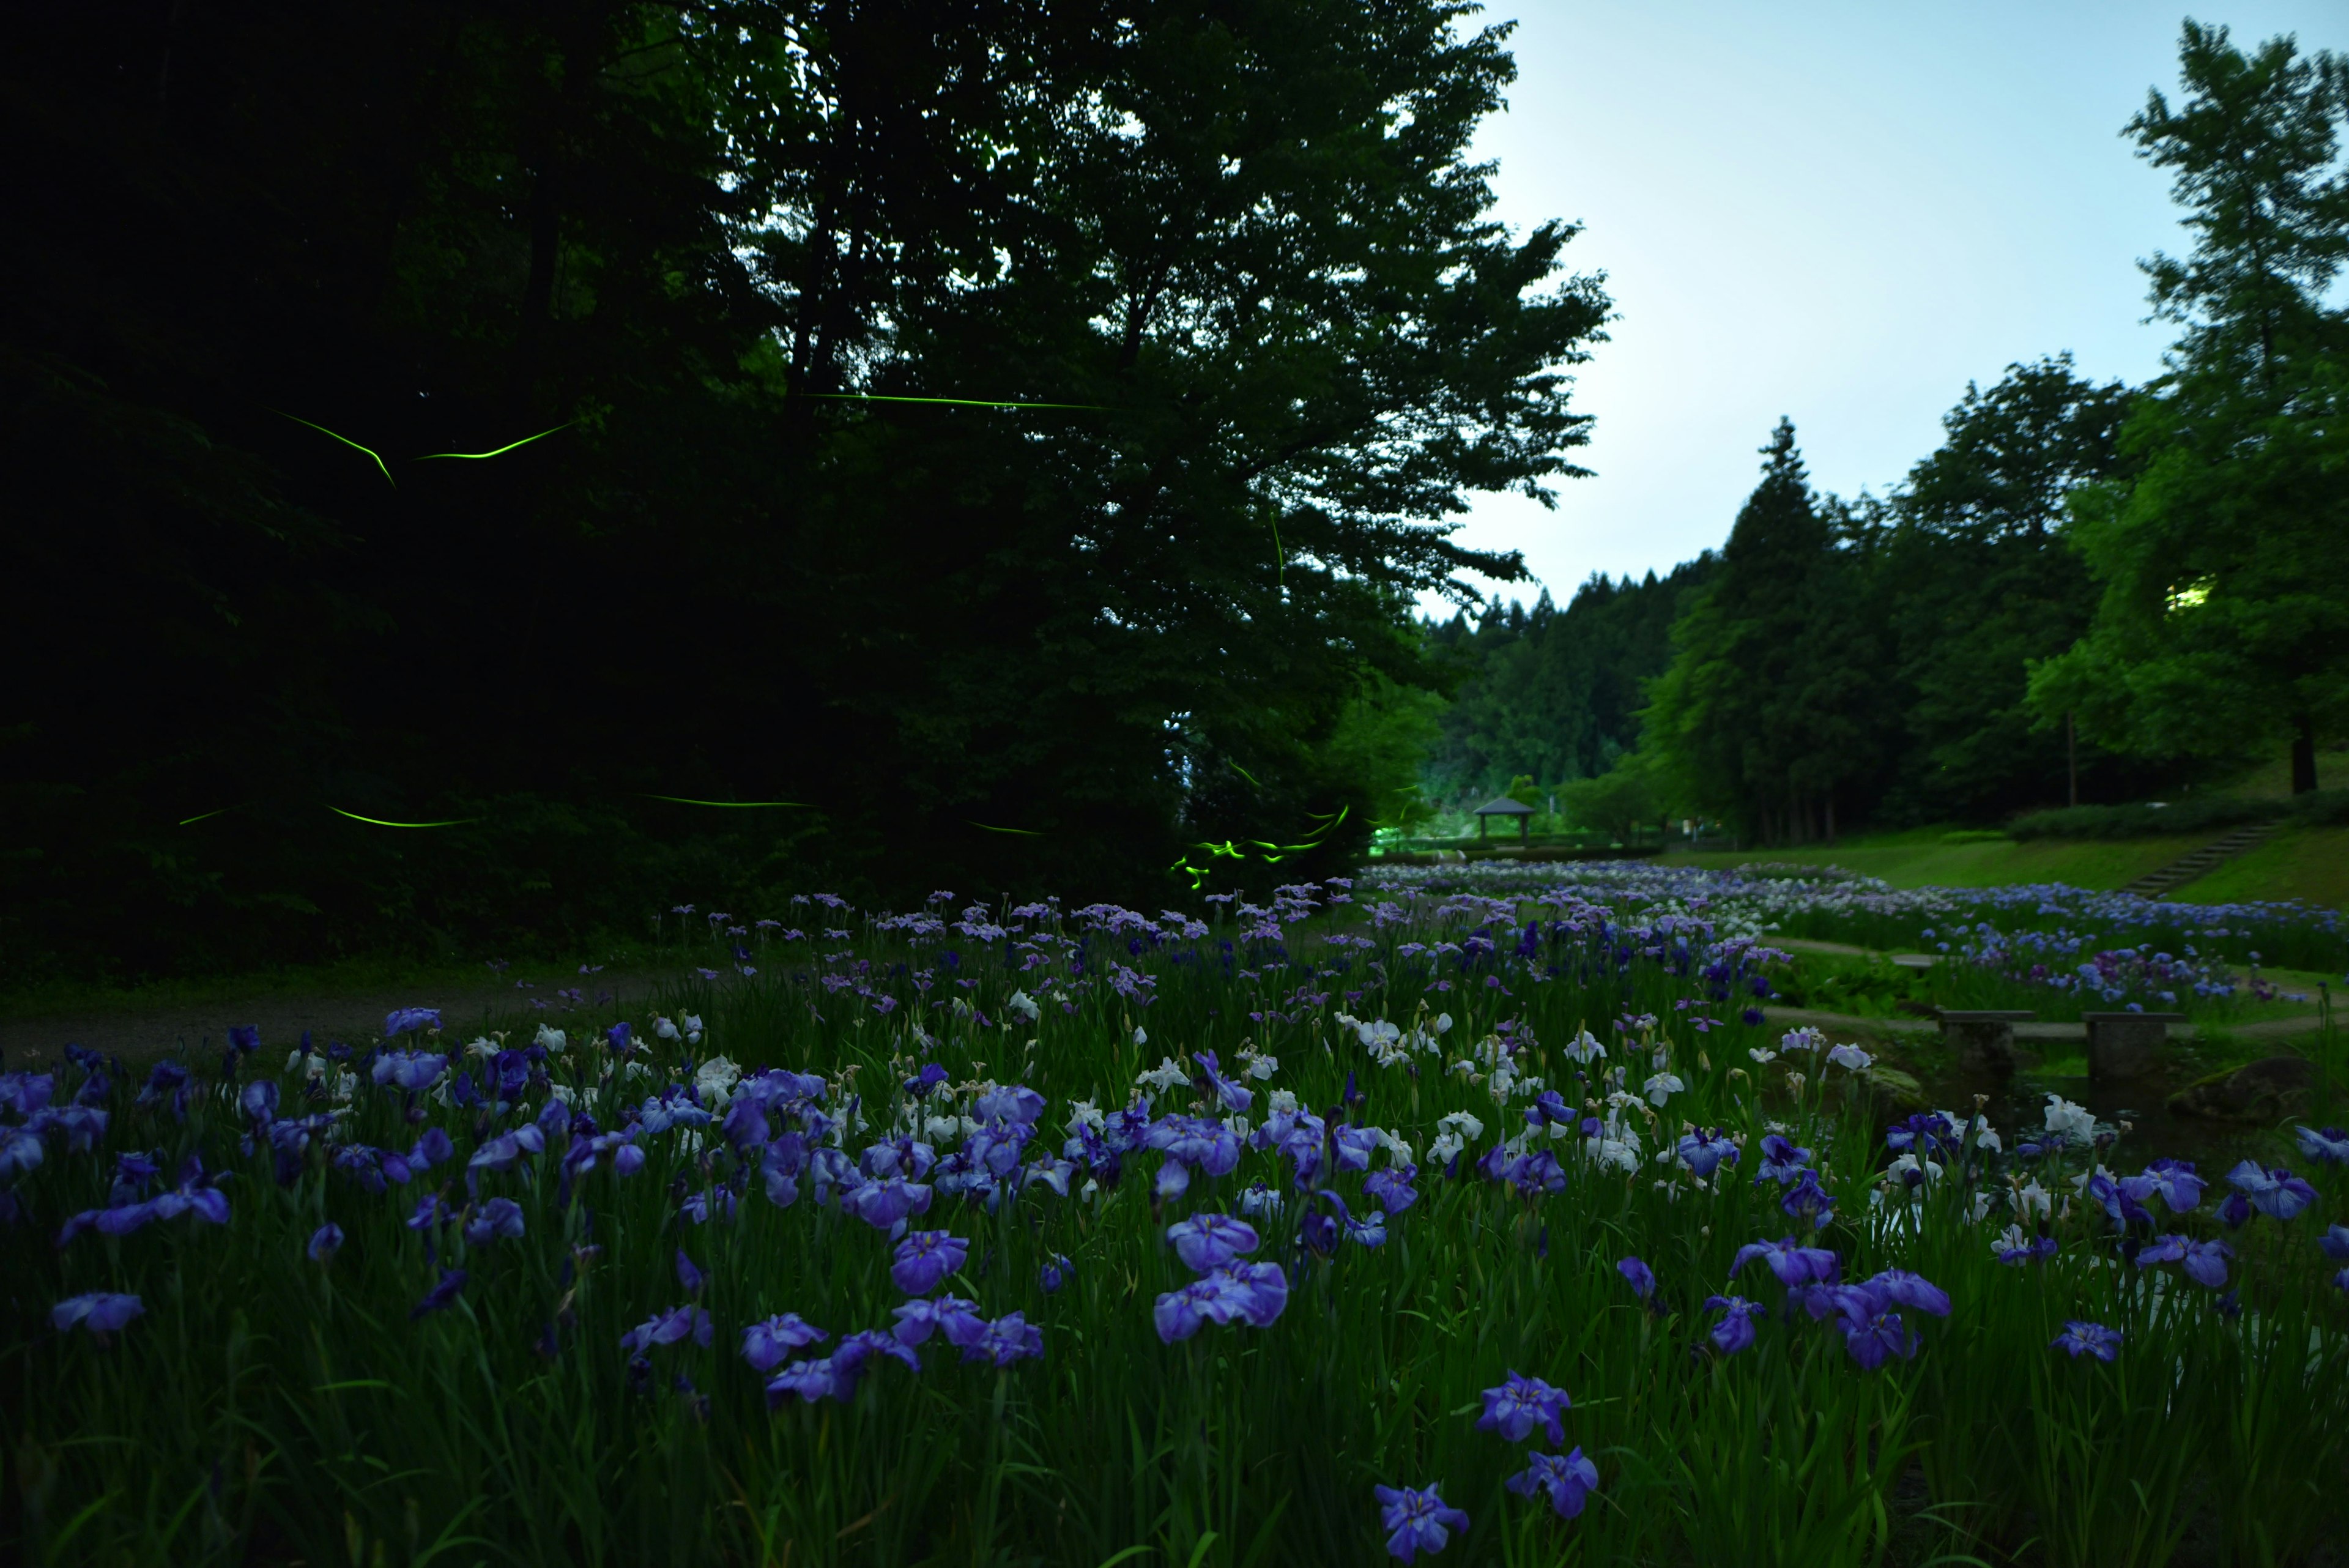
[2291,713,2318,795]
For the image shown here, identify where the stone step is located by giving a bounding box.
[2119,820,2280,899]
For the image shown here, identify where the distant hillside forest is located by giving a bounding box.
[1424,343,2342,843]
[1416,23,2348,849]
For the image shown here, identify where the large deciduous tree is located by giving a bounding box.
[2028,21,2349,793]
[0,0,1608,978]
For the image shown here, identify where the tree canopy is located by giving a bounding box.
[1,0,1609,980]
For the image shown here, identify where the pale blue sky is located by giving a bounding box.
[1432,0,2347,614]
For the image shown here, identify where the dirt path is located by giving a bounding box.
[1,969,683,1071]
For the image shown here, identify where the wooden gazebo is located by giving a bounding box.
[1472,795,1535,842]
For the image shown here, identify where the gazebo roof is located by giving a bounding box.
[1472,795,1536,816]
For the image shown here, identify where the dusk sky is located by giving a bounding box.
[1431,0,2348,616]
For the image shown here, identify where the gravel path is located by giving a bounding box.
[1,969,681,1071]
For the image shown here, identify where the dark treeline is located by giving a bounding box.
[1420,558,1714,801]
[1,0,1611,983]
[1439,21,2349,847]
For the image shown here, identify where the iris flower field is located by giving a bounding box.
[6,872,2347,1566]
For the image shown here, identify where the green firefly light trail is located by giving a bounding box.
[329,807,481,828]
[416,422,576,461]
[970,821,1045,836]
[800,392,1107,411]
[272,411,395,487]
[639,795,813,809]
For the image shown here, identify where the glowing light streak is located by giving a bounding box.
[416,422,575,461]
[328,807,481,828]
[271,411,395,487]
[798,392,1107,411]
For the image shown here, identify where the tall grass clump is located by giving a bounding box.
[5,882,2346,1565]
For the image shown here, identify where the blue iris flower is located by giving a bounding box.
[2296,1125,2349,1165]
[384,1008,442,1039]
[1363,1164,1420,1215]
[1702,1295,1765,1354]
[1373,1482,1469,1562]
[892,1295,988,1348]
[1729,1236,1839,1288]
[620,1304,713,1353]
[1152,1262,1287,1342]
[1475,1370,1570,1445]
[53,1291,144,1336]
[464,1198,525,1246]
[2225,1161,2317,1221]
[1617,1255,1657,1302]
[741,1313,828,1372]
[2052,1320,2122,1361]
[1507,1447,1600,1520]
[1167,1213,1260,1273]
[963,1311,1045,1367]
[1039,1254,1075,1293]
[308,1222,344,1261]
[890,1230,968,1295]
[412,1268,468,1318]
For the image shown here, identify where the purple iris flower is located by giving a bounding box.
[2139,1158,2204,1211]
[1617,1255,1656,1302]
[412,1128,455,1169]
[1860,1269,1952,1318]
[1039,1255,1074,1294]
[1346,1210,1389,1247]
[221,1025,254,1054]
[892,1294,988,1348]
[1364,1165,1421,1216]
[2052,1320,2121,1361]
[1192,1052,1253,1113]
[464,1198,525,1246]
[1,1125,44,1181]
[721,1097,771,1151]
[308,1222,344,1261]
[1167,1213,1260,1273]
[963,1312,1045,1367]
[2085,1173,2153,1227]
[408,1194,454,1230]
[1677,1128,1739,1180]
[843,1177,933,1231]
[2217,1191,2254,1229]
[973,1084,1047,1126]
[1754,1134,1811,1185]
[412,1268,468,1318]
[1524,1090,1573,1128]
[384,1008,442,1039]
[239,1079,278,1123]
[905,1063,951,1099]
[676,1249,706,1294]
[742,1313,828,1372]
[1730,1236,1839,1288]
[1779,1170,1835,1230]
[2225,1161,2317,1221]
[1507,1447,1600,1520]
[1999,1235,2058,1266]
[620,1304,713,1353]
[1373,1482,1469,1562]
[606,1022,634,1054]
[469,1124,547,1173]
[834,1328,922,1377]
[2296,1126,2349,1165]
[1147,1115,1241,1198]
[1334,1124,1384,1174]
[766,1356,849,1405]
[1829,1289,1918,1371]
[1475,1371,1570,1445]
[891,1230,969,1295]
[1152,1262,1288,1342]
[53,1291,144,1336]
[2321,1225,2349,1262]
[1702,1295,1765,1354]
[371,1050,449,1093]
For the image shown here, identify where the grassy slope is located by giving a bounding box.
[2167,824,2349,909]
[1658,834,2206,891]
